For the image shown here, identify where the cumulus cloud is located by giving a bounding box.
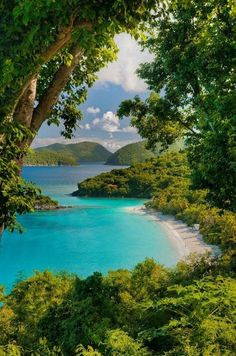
[80,123,91,130]
[91,111,137,135]
[92,111,120,133]
[84,123,91,130]
[97,33,153,92]
[92,118,100,126]
[86,106,100,115]
[122,126,137,134]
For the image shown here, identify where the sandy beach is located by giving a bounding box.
[126,206,220,259]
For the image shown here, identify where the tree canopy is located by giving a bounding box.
[0,0,157,231]
[0,258,235,355]
[1,0,156,134]
[118,0,236,211]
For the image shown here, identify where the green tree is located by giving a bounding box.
[140,276,236,355]
[0,0,157,231]
[118,0,236,211]
[0,122,39,234]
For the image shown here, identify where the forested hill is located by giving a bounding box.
[24,142,111,165]
[105,140,184,165]
[36,142,111,162]
[24,149,78,166]
[105,141,155,165]
[73,152,189,198]
[24,140,184,166]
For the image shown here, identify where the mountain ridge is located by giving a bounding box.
[24,142,111,166]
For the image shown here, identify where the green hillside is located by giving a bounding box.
[37,142,111,163]
[105,141,155,165]
[73,152,189,198]
[24,142,111,165]
[105,140,184,165]
[24,149,77,166]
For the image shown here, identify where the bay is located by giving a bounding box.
[0,164,180,290]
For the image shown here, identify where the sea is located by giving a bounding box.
[0,164,181,291]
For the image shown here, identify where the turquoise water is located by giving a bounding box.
[0,165,180,290]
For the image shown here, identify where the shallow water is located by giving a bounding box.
[0,164,180,290]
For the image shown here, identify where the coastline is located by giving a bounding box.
[125,206,220,259]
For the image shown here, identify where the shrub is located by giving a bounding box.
[200,209,236,250]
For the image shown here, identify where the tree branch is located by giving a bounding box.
[12,19,92,122]
[176,116,198,135]
[40,19,91,63]
[31,44,83,132]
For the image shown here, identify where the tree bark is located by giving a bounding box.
[10,19,91,122]
[2,21,91,234]
[14,78,37,128]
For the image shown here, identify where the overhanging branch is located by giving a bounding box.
[12,19,92,123]
[31,44,83,132]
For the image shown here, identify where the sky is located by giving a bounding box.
[33,34,153,152]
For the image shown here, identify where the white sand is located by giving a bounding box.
[125,206,220,259]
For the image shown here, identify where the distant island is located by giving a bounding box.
[24,142,111,166]
[105,141,155,165]
[24,140,184,166]
[105,139,184,165]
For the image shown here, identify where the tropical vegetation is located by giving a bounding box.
[106,140,184,165]
[118,0,236,211]
[34,195,60,210]
[0,0,156,232]
[24,142,111,166]
[37,142,111,163]
[0,0,235,355]
[24,149,77,166]
[74,152,236,263]
[0,256,235,355]
[74,152,188,198]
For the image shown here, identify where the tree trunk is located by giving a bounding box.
[1,42,84,234]
[14,78,37,128]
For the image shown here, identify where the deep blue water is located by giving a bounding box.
[0,165,180,290]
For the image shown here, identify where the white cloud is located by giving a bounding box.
[86,106,100,114]
[91,111,138,136]
[122,126,137,134]
[92,118,100,125]
[103,141,122,152]
[97,33,153,92]
[80,123,91,130]
[92,111,120,133]
[84,123,91,130]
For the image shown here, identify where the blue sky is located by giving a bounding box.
[33,34,152,152]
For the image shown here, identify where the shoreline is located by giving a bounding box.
[125,206,220,259]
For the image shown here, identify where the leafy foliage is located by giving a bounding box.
[0,2,235,355]
[24,149,77,166]
[0,0,156,121]
[0,0,157,231]
[0,122,39,233]
[74,152,236,266]
[74,152,189,198]
[118,0,236,211]
[34,195,59,210]
[0,257,235,355]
